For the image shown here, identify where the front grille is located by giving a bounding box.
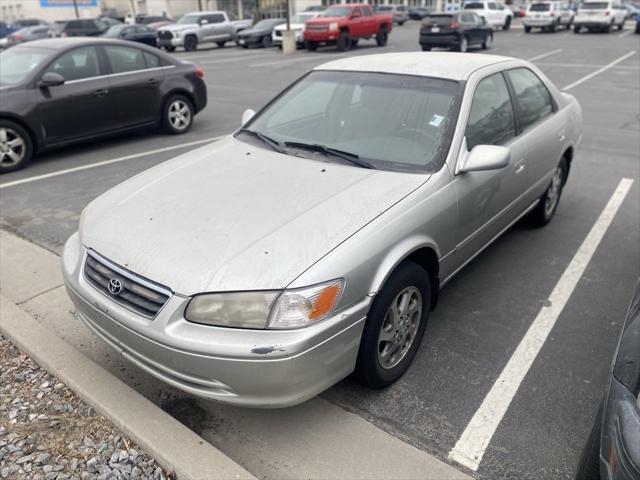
[306,24,329,31]
[274,30,282,37]
[158,30,173,40]
[83,250,171,318]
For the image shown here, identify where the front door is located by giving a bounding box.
[450,71,528,267]
[103,45,164,129]
[36,45,116,145]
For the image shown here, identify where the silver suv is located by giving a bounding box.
[157,11,252,51]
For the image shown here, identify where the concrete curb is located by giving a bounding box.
[0,294,256,480]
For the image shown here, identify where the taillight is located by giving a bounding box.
[195,66,204,79]
[550,11,555,16]
[13,34,22,41]
[605,10,611,15]
[451,20,459,28]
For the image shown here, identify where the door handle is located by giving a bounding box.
[93,88,109,98]
[515,164,525,174]
[558,134,566,142]
[147,78,160,87]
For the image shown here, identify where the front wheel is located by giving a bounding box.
[376,27,388,46]
[262,35,273,48]
[216,41,226,48]
[524,25,532,33]
[163,95,194,134]
[354,261,431,389]
[503,15,511,30]
[164,45,176,52]
[0,120,33,174]
[184,35,198,51]
[421,44,432,51]
[305,40,318,51]
[528,158,567,226]
[574,24,581,33]
[482,33,493,49]
[337,31,351,51]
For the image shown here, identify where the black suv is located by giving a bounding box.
[419,12,493,52]
[62,18,119,37]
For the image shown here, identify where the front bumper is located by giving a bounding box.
[273,31,303,45]
[158,36,182,47]
[304,30,340,43]
[601,378,640,479]
[236,35,264,47]
[62,233,368,407]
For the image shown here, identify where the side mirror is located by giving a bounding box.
[39,72,65,88]
[457,144,510,173]
[351,12,361,18]
[241,108,256,125]
[200,19,209,25]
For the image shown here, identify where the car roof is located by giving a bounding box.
[24,37,159,51]
[315,52,515,81]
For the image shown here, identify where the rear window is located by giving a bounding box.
[581,2,609,7]
[464,3,485,9]
[529,3,552,10]
[425,14,454,25]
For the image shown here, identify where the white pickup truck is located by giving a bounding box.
[158,11,252,51]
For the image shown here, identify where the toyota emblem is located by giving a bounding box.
[108,278,123,296]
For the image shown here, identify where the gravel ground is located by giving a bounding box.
[0,334,173,480]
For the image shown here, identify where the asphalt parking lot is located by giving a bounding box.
[1,20,639,480]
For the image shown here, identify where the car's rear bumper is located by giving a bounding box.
[62,233,368,407]
[420,33,460,46]
[600,378,640,479]
[523,18,556,27]
[574,15,612,26]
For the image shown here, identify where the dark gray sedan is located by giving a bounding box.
[5,25,50,47]
[236,18,286,48]
[577,281,640,480]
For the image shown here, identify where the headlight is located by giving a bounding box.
[329,22,339,31]
[184,279,344,329]
[269,279,343,329]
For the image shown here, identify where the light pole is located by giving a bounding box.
[282,0,296,53]
[73,0,79,19]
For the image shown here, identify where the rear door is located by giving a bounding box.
[349,7,365,36]
[199,14,218,41]
[505,67,565,203]
[36,46,116,145]
[103,45,165,129]
[208,13,230,40]
[460,13,479,41]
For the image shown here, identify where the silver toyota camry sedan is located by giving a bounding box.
[63,52,583,407]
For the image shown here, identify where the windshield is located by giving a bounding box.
[322,6,351,16]
[291,14,313,22]
[254,19,281,29]
[103,25,125,37]
[580,1,609,7]
[178,15,201,24]
[240,71,460,173]
[0,47,49,85]
[529,3,552,10]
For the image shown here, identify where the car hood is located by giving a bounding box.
[159,23,195,33]
[307,16,346,24]
[81,137,428,295]
[238,27,272,36]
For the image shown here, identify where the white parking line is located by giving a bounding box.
[618,29,633,38]
[562,50,636,90]
[250,54,332,68]
[448,177,634,471]
[537,62,640,70]
[527,48,563,62]
[0,137,224,190]
[195,53,279,65]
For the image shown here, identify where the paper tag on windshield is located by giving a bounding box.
[430,114,444,127]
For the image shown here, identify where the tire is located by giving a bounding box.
[305,40,318,51]
[457,35,468,52]
[350,38,359,47]
[503,15,511,30]
[163,94,194,134]
[376,26,388,46]
[421,44,432,51]
[0,120,33,174]
[262,35,272,48]
[617,21,624,30]
[337,31,351,51]
[575,400,603,480]
[399,21,405,26]
[550,20,558,32]
[524,25,532,33]
[528,158,567,226]
[574,25,581,33]
[354,261,431,389]
[164,45,176,52]
[184,35,198,51]
[636,23,640,34]
[605,21,613,32]
[216,41,226,48]
[482,33,493,49]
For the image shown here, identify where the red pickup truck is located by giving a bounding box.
[303,4,393,51]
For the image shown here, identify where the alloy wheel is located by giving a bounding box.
[377,286,422,370]
[168,100,191,131]
[0,127,26,168]
[544,166,563,217]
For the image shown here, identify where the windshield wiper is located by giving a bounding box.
[283,141,376,170]
[237,128,286,154]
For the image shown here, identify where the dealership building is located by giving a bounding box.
[1,0,446,24]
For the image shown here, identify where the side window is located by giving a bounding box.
[488,2,498,9]
[465,73,515,150]
[208,14,225,23]
[105,46,146,74]
[352,7,363,16]
[506,68,554,131]
[363,5,373,15]
[143,51,161,68]
[44,46,101,82]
